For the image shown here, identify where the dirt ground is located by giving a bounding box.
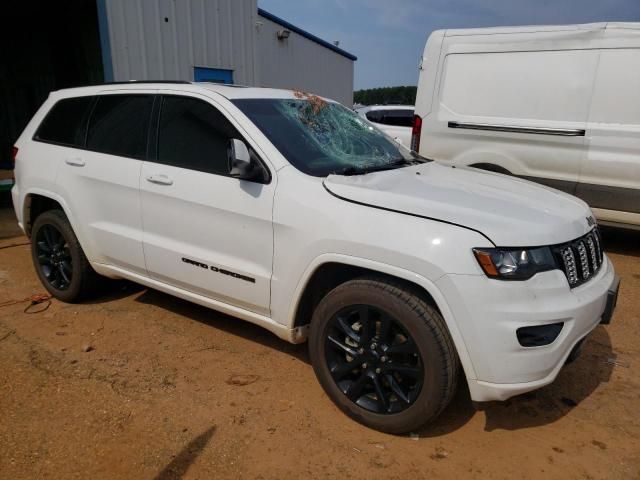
[1,197,639,479]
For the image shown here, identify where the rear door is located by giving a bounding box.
[30,95,95,221]
[54,92,154,275]
[579,48,640,221]
[140,93,275,315]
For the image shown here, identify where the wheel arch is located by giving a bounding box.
[22,189,78,239]
[468,163,512,175]
[446,146,524,176]
[288,254,478,380]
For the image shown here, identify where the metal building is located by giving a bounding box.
[98,0,357,106]
[0,0,356,167]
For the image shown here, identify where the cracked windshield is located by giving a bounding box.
[233,94,424,177]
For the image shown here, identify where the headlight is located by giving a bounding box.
[473,247,557,280]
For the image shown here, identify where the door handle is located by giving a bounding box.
[65,157,85,167]
[146,174,174,186]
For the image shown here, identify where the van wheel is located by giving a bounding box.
[31,210,100,302]
[309,277,459,434]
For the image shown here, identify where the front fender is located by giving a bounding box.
[286,253,478,380]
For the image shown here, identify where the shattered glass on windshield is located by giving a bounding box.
[233,95,421,177]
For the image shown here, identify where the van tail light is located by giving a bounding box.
[411,115,422,152]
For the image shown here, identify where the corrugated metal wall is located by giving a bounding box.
[103,1,354,106]
[256,16,354,106]
[104,0,258,85]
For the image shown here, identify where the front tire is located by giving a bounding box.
[309,277,459,434]
[31,210,100,302]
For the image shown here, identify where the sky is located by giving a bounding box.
[258,0,640,90]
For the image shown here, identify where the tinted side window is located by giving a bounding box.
[157,96,238,175]
[87,95,153,159]
[366,110,413,127]
[35,96,95,147]
[365,111,382,123]
[384,110,414,127]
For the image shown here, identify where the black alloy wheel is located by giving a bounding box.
[35,223,73,290]
[309,277,459,434]
[30,209,101,302]
[325,304,424,414]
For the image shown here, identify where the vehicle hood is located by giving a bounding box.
[324,162,593,246]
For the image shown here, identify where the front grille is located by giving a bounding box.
[553,228,604,288]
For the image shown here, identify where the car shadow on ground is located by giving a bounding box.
[88,279,615,436]
[477,326,613,432]
[418,326,614,435]
[130,285,310,364]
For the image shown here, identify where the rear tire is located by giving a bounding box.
[309,277,459,434]
[31,210,100,302]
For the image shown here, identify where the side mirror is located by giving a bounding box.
[228,138,252,178]
[227,138,269,183]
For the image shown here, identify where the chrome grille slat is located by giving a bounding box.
[586,236,598,271]
[577,242,590,280]
[593,230,603,262]
[561,247,578,286]
[554,228,603,288]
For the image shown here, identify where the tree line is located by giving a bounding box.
[353,86,417,106]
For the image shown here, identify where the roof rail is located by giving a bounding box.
[194,82,250,88]
[100,80,192,85]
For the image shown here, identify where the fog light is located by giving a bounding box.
[516,322,564,347]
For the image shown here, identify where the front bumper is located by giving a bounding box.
[436,255,617,402]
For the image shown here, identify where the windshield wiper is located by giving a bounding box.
[334,158,423,176]
[335,166,365,176]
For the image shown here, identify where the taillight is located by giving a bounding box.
[411,115,422,152]
[10,146,18,181]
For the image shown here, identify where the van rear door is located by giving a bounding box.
[580,48,640,223]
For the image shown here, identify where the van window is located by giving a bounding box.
[440,50,598,123]
[366,110,414,127]
[157,96,238,175]
[589,49,640,125]
[34,96,95,147]
[87,95,153,159]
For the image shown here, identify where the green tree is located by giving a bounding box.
[353,86,417,106]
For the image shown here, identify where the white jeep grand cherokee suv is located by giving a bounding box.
[12,82,619,433]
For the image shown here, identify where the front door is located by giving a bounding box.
[140,93,274,315]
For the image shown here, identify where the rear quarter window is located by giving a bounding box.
[34,96,95,147]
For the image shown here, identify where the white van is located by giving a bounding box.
[413,22,640,230]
